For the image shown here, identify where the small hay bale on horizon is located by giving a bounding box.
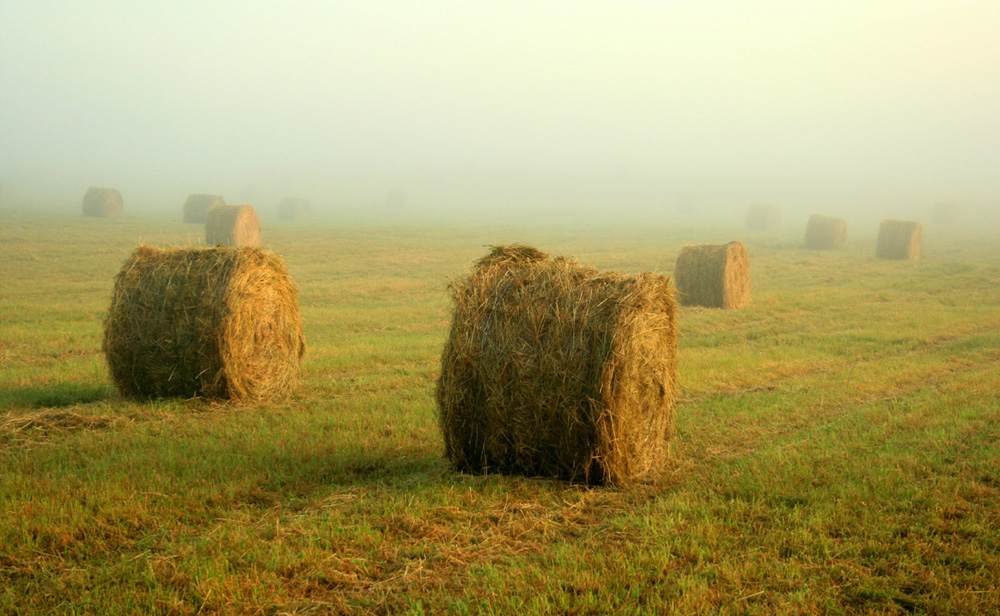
[436,244,678,487]
[746,204,781,230]
[206,204,261,247]
[932,202,958,225]
[82,187,123,218]
[876,219,922,260]
[277,197,311,221]
[673,241,750,309]
[103,245,305,401]
[183,193,225,223]
[804,214,847,250]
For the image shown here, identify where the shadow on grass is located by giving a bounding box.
[262,448,446,493]
[189,449,448,511]
[0,383,110,409]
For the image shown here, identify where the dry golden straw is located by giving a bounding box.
[205,204,261,247]
[673,241,750,309]
[876,219,922,260]
[277,197,311,221]
[745,204,781,230]
[183,193,225,223]
[82,187,123,218]
[103,245,305,401]
[804,214,847,250]
[436,244,678,487]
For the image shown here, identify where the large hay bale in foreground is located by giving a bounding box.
[205,204,261,247]
[804,214,847,250]
[183,193,225,223]
[876,219,922,260]
[673,241,750,309]
[103,245,305,400]
[82,187,123,217]
[436,245,678,487]
[277,197,311,221]
[746,204,780,230]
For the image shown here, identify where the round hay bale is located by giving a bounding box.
[436,244,678,487]
[804,214,847,250]
[277,197,312,221]
[103,245,305,401]
[82,187,123,218]
[673,241,750,309]
[876,219,922,260]
[745,204,780,230]
[183,194,225,223]
[205,204,261,247]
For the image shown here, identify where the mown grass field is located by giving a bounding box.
[1,211,998,615]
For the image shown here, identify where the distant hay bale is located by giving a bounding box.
[436,244,678,487]
[876,219,922,260]
[804,214,847,250]
[82,187,123,218]
[103,245,305,401]
[183,194,225,223]
[205,204,261,247]
[746,204,780,230]
[932,202,958,225]
[277,197,311,221]
[673,241,750,309]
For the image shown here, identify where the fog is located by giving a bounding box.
[2,1,999,225]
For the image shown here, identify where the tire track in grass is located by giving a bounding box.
[676,324,1000,469]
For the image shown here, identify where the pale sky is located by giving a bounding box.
[1,1,998,219]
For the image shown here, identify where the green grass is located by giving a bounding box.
[1,212,998,615]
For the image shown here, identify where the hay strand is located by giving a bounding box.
[103,245,305,401]
[183,194,225,223]
[804,214,847,250]
[673,241,750,309]
[436,244,678,487]
[205,204,261,247]
[876,219,922,260]
[82,187,123,218]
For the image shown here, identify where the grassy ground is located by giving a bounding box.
[1,212,998,615]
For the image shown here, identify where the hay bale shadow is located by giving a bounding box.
[1,383,110,409]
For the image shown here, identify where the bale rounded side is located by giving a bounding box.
[103,245,305,401]
[206,204,261,247]
[436,245,678,487]
[805,214,847,250]
[82,187,123,217]
[673,241,750,309]
[876,219,922,260]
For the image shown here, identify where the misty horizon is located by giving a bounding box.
[2,1,998,224]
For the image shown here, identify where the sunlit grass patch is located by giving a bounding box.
[1,213,999,614]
